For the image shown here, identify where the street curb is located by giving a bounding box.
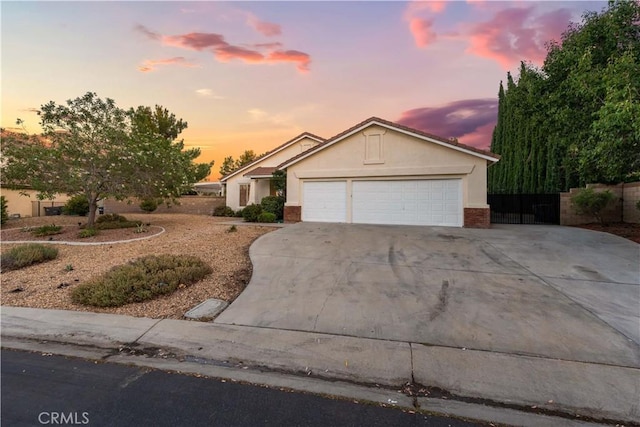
[1,306,636,425]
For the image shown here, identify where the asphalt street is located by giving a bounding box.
[1,349,482,427]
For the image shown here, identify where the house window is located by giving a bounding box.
[239,184,250,207]
[363,129,386,164]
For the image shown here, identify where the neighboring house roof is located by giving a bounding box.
[244,166,277,178]
[220,132,325,182]
[194,182,222,190]
[279,117,500,170]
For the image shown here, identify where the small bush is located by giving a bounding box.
[63,195,90,216]
[139,198,158,213]
[95,220,141,230]
[0,196,8,225]
[1,244,59,271]
[71,254,213,307]
[242,204,262,222]
[227,225,237,233]
[213,205,235,217]
[257,212,276,223]
[571,188,616,225]
[78,228,98,238]
[235,209,244,217]
[32,224,63,237]
[96,213,128,223]
[260,196,285,220]
[93,213,141,230]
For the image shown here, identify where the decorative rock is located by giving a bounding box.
[184,299,228,320]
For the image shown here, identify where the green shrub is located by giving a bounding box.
[32,224,63,237]
[139,198,158,213]
[71,254,213,307]
[235,209,244,217]
[260,196,285,220]
[257,212,276,223]
[1,244,58,271]
[63,195,90,216]
[78,228,98,238]
[227,225,237,233]
[94,220,141,230]
[571,188,616,225]
[96,213,128,223]
[93,213,141,230]
[242,204,262,222]
[213,205,235,217]
[0,196,8,225]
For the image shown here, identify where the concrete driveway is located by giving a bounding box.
[215,223,640,368]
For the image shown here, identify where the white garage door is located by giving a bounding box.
[352,179,462,227]
[302,181,347,222]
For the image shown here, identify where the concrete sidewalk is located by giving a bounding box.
[2,306,637,426]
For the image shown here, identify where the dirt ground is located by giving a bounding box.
[0,214,274,319]
[573,222,640,244]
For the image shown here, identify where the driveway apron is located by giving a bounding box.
[215,223,640,368]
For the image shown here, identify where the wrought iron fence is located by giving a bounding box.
[488,194,560,225]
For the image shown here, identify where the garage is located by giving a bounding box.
[352,179,462,227]
[281,117,500,228]
[302,181,347,222]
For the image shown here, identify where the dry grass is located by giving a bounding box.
[0,214,273,319]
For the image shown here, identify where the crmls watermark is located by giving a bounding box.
[38,412,89,425]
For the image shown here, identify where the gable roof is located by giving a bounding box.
[278,117,500,170]
[244,166,277,178]
[220,132,325,182]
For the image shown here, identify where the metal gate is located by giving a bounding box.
[488,194,560,224]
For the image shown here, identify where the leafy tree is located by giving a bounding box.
[218,150,261,177]
[1,92,212,226]
[236,150,257,167]
[489,0,640,193]
[219,156,236,177]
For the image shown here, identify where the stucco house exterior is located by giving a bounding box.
[279,117,500,228]
[0,187,70,219]
[221,133,325,211]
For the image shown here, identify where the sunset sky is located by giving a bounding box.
[1,1,606,179]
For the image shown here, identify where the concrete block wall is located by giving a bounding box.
[104,196,225,216]
[560,182,640,225]
[623,182,640,224]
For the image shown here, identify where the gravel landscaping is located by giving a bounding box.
[0,214,274,319]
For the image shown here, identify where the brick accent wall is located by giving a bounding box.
[284,206,301,223]
[464,208,490,228]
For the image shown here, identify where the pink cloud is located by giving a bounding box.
[247,15,282,37]
[409,18,438,47]
[162,32,227,51]
[137,57,198,73]
[397,98,498,150]
[215,45,265,63]
[406,1,447,15]
[266,50,311,73]
[135,24,160,40]
[136,24,312,73]
[404,1,446,48]
[467,7,571,69]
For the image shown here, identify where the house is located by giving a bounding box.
[221,133,325,211]
[278,117,500,228]
[193,182,224,197]
[0,187,70,218]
